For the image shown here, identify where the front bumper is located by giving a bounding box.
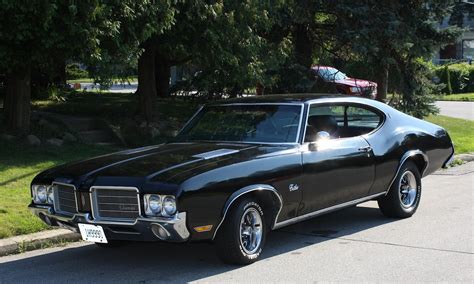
[29,204,190,242]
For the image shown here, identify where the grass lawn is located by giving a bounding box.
[425,115,474,154]
[67,77,138,84]
[32,91,198,123]
[0,140,115,239]
[437,93,474,102]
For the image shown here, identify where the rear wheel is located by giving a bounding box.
[378,161,422,218]
[215,198,266,265]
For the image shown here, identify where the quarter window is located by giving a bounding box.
[305,104,383,142]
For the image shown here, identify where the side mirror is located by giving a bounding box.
[309,131,331,151]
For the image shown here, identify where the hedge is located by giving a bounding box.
[435,63,474,94]
[66,63,89,80]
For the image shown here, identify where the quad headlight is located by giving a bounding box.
[162,196,177,217]
[144,194,177,217]
[32,185,54,205]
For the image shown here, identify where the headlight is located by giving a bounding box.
[350,87,361,93]
[162,196,177,216]
[143,194,177,217]
[47,186,54,204]
[144,194,162,216]
[32,185,48,204]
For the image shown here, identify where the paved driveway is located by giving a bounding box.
[436,101,474,120]
[0,163,472,283]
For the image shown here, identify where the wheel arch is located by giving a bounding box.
[212,184,283,240]
[386,150,428,195]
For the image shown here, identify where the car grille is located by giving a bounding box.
[91,187,140,220]
[54,183,78,215]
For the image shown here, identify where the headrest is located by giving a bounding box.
[308,115,338,134]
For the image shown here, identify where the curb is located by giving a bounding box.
[0,229,81,257]
[454,152,474,163]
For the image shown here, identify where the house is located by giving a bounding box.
[434,0,474,64]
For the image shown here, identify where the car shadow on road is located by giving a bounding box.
[0,202,399,283]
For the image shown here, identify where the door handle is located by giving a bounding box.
[358,146,372,152]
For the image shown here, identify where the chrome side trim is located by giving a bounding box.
[52,182,78,216]
[273,192,386,229]
[385,150,429,196]
[90,186,141,223]
[212,184,283,240]
[177,105,204,135]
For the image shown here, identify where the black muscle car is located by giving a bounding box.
[29,94,454,264]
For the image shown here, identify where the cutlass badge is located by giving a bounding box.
[289,184,299,191]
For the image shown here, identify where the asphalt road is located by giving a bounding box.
[436,101,474,120]
[1,163,472,283]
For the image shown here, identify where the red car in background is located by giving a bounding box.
[312,65,378,99]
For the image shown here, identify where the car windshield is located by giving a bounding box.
[177,104,303,143]
[316,67,347,81]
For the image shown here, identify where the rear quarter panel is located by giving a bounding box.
[366,108,454,195]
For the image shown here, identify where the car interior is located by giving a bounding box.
[304,104,383,142]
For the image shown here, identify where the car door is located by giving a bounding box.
[298,103,380,215]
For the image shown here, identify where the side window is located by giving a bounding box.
[346,106,382,129]
[305,104,383,142]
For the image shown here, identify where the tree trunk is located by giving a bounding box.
[3,68,31,135]
[136,45,157,122]
[154,53,171,98]
[53,58,67,87]
[377,64,389,102]
[294,23,313,68]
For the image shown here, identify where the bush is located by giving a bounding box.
[435,63,474,94]
[66,63,89,80]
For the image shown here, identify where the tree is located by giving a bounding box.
[0,1,111,134]
[263,1,461,117]
[89,1,176,121]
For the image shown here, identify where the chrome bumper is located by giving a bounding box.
[29,204,190,242]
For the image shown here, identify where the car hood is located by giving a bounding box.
[335,78,377,87]
[34,142,297,187]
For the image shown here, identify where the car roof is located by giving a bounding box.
[208,94,394,114]
[211,94,357,104]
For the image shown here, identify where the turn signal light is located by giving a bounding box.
[194,225,213,232]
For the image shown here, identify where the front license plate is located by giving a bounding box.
[78,223,108,243]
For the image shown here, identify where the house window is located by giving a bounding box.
[463,40,474,59]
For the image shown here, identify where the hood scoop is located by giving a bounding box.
[192,148,240,160]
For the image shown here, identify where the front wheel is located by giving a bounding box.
[378,161,422,218]
[215,199,266,265]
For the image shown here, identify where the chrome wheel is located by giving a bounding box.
[398,171,417,208]
[239,207,263,254]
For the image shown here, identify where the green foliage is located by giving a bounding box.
[394,60,439,118]
[87,0,176,83]
[66,64,89,80]
[434,63,474,94]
